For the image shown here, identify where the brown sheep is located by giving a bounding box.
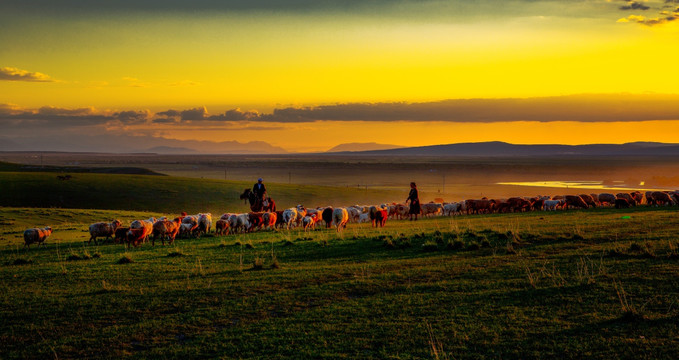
[88,220,122,244]
[23,226,52,249]
[152,218,182,246]
[215,219,230,235]
[114,227,130,244]
[564,195,589,209]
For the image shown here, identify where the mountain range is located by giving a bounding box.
[327,141,679,157]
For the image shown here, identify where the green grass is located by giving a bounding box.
[1,205,679,359]
[0,171,404,215]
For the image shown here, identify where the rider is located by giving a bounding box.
[253,178,267,204]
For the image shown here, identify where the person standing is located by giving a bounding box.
[406,182,421,221]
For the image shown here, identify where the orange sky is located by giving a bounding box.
[1,1,679,152]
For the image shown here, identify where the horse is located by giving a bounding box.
[239,189,276,212]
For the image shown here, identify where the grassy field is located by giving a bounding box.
[1,205,679,359]
[0,171,405,216]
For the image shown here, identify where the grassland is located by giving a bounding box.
[2,204,679,359]
[0,171,404,217]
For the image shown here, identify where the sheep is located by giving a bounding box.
[23,226,52,248]
[88,220,122,244]
[152,218,182,246]
[215,219,230,235]
[332,207,349,233]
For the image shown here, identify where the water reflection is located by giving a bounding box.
[496,181,668,192]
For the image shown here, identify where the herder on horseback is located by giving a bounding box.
[239,178,276,212]
[253,178,267,205]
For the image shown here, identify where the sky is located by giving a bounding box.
[1,0,679,153]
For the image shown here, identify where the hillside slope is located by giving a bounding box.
[0,172,404,214]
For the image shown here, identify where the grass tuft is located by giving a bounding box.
[422,240,439,252]
[446,239,464,250]
[117,254,134,264]
[11,258,33,265]
[167,249,185,257]
[245,242,255,249]
[252,257,264,270]
[66,253,82,261]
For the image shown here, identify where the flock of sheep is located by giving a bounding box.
[21,189,679,249]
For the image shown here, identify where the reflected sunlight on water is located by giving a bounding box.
[496,181,669,192]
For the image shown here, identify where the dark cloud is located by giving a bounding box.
[0,67,54,82]
[4,94,679,134]
[616,0,679,25]
[208,109,260,121]
[113,110,151,124]
[620,1,651,10]
[156,109,181,118]
[0,105,152,127]
[180,107,209,121]
[249,94,679,123]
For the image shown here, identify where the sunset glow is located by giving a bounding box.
[2,0,679,152]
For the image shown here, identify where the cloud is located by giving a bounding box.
[113,110,151,124]
[617,13,677,25]
[4,94,679,134]
[209,108,261,121]
[0,67,55,82]
[615,0,679,25]
[154,94,679,124]
[247,94,679,123]
[619,1,651,10]
[0,105,153,127]
[180,107,209,121]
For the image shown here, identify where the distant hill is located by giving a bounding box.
[145,146,199,154]
[0,135,288,154]
[343,141,679,157]
[326,142,404,153]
